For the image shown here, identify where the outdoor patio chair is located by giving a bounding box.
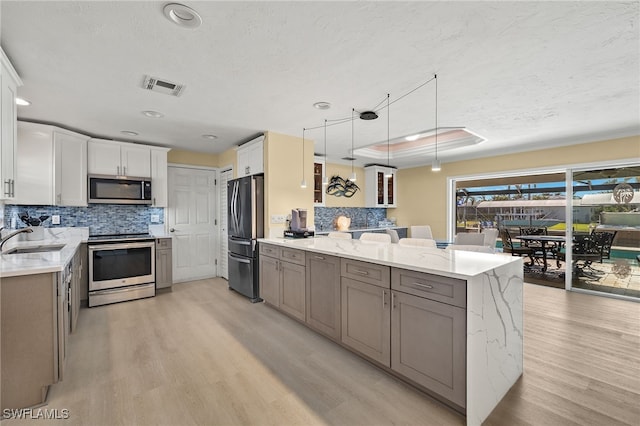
[590,230,616,262]
[499,228,534,267]
[556,234,603,279]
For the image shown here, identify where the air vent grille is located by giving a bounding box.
[142,75,185,97]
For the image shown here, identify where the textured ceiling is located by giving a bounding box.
[1,1,638,169]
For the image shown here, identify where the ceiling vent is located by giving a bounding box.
[142,75,185,97]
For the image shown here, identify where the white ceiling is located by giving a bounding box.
[1,1,638,169]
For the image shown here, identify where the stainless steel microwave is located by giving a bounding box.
[88,174,152,204]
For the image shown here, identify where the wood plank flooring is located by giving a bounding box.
[5,279,639,426]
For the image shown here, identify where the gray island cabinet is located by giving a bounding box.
[258,237,523,426]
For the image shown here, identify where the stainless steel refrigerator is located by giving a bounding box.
[227,175,264,302]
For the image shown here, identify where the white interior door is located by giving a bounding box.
[167,166,218,282]
[219,168,233,280]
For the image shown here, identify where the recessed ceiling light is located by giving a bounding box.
[121,130,139,136]
[405,134,421,141]
[141,110,164,118]
[163,3,202,29]
[313,102,331,110]
[202,134,218,140]
[15,97,31,106]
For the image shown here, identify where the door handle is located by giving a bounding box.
[170,228,175,232]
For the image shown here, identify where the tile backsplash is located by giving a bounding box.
[315,207,387,231]
[4,204,164,235]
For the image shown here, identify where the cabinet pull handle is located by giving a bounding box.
[313,255,325,260]
[123,166,127,176]
[57,193,62,204]
[353,269,369,275]
[392,292,396,310]
[11,179,15,197]
[413,282,434,289]
[3,179,10,196]
[117,166,120,175]
[382,290,387,309]
[153,197,156,206]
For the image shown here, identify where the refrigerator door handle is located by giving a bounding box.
[229,253,251,264]
[229,236,251,245]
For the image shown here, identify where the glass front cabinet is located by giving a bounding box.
[364,165,397,208]
[313,157,325,206]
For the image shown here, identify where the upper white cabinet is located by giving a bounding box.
[365,165,397,208]
[150,147,169,207]
[313,157,326,206]
[15,121,88,206]
[88,139,151,177]
[1,47,23,200]
[236,135,264,177]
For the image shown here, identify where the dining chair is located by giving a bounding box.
[481,228,499,249]
[327,231,352,240]
[359,232,392,243]
[398,238,437,248]
[410,225,433,239]
[499,228,534,266]
[386,229,400,243]
[556,234,603,279]
[453,232,485,246]
[590,230,616,261]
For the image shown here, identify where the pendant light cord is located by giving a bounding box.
[324,119,327,161]
[435,74,438,161]
[302,127,306,180]
[351,108,355,175]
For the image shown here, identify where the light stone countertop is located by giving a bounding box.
[0,227,89,278]
[314,225,407,235]
[258,236,521,280]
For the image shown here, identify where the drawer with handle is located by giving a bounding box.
[391,268,466,308]
[259,243,279,257]
[280,247,306,266]
[341,258,390,288]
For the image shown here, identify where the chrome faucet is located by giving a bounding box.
[0,228,33,251]
[366,211,377,228]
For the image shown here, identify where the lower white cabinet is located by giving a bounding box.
[15,121,87,206]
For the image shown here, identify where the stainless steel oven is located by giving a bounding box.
[88,237,155,307]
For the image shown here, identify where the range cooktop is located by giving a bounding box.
[88,233,154,242]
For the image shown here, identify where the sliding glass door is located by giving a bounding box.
[569,166,639,298]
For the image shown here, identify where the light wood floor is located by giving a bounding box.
[6,279,639,426]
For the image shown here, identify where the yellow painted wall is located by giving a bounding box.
[323,162,366,207]
[264,131,315,237]
[218,147,237,174]
[167,149,219,167]
[395,135,640,239]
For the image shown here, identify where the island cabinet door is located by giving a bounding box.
[391,290,466,408]
[259,255,280,307]
[279,261,306,322]
[306,253,341,341]
[341,277,391,367]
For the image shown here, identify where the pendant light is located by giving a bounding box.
[349,109,357,182]
[300,128,307,188]
[322,119,329,186]
[431,74,441,172]
[385,93,393,178]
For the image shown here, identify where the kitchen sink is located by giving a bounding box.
[3,244,66,254]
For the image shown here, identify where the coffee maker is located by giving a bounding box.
[284,208,314,238]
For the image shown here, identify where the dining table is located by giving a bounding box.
[517,235,566,272]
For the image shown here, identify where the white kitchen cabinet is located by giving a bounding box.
[15,121,88,206]
[87,139,151,177]
[150,148,169,207]
[1,47,22,201]
[364,165,397,208]
[236,135,264,177]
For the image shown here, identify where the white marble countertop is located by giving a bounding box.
[314,225,407,235]
[259,237,521,280]
[0,227,89,278]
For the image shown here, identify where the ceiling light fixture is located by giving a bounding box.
[202,134,218,140]
[431,74,441,172]
[163,3,202,29]
[121,130,139,136]
[322,119,329,186]
[385,93,393,178]
[15,97,31,106]
[313,101,331,110]
[349,109,357,182]
[300,128,307,189]
[141,110,164,118]
[405,134,421,141]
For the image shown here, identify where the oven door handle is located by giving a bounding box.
[89,241,155,251]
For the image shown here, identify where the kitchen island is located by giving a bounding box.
[314,225,407,240]
[258,237,523,426]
